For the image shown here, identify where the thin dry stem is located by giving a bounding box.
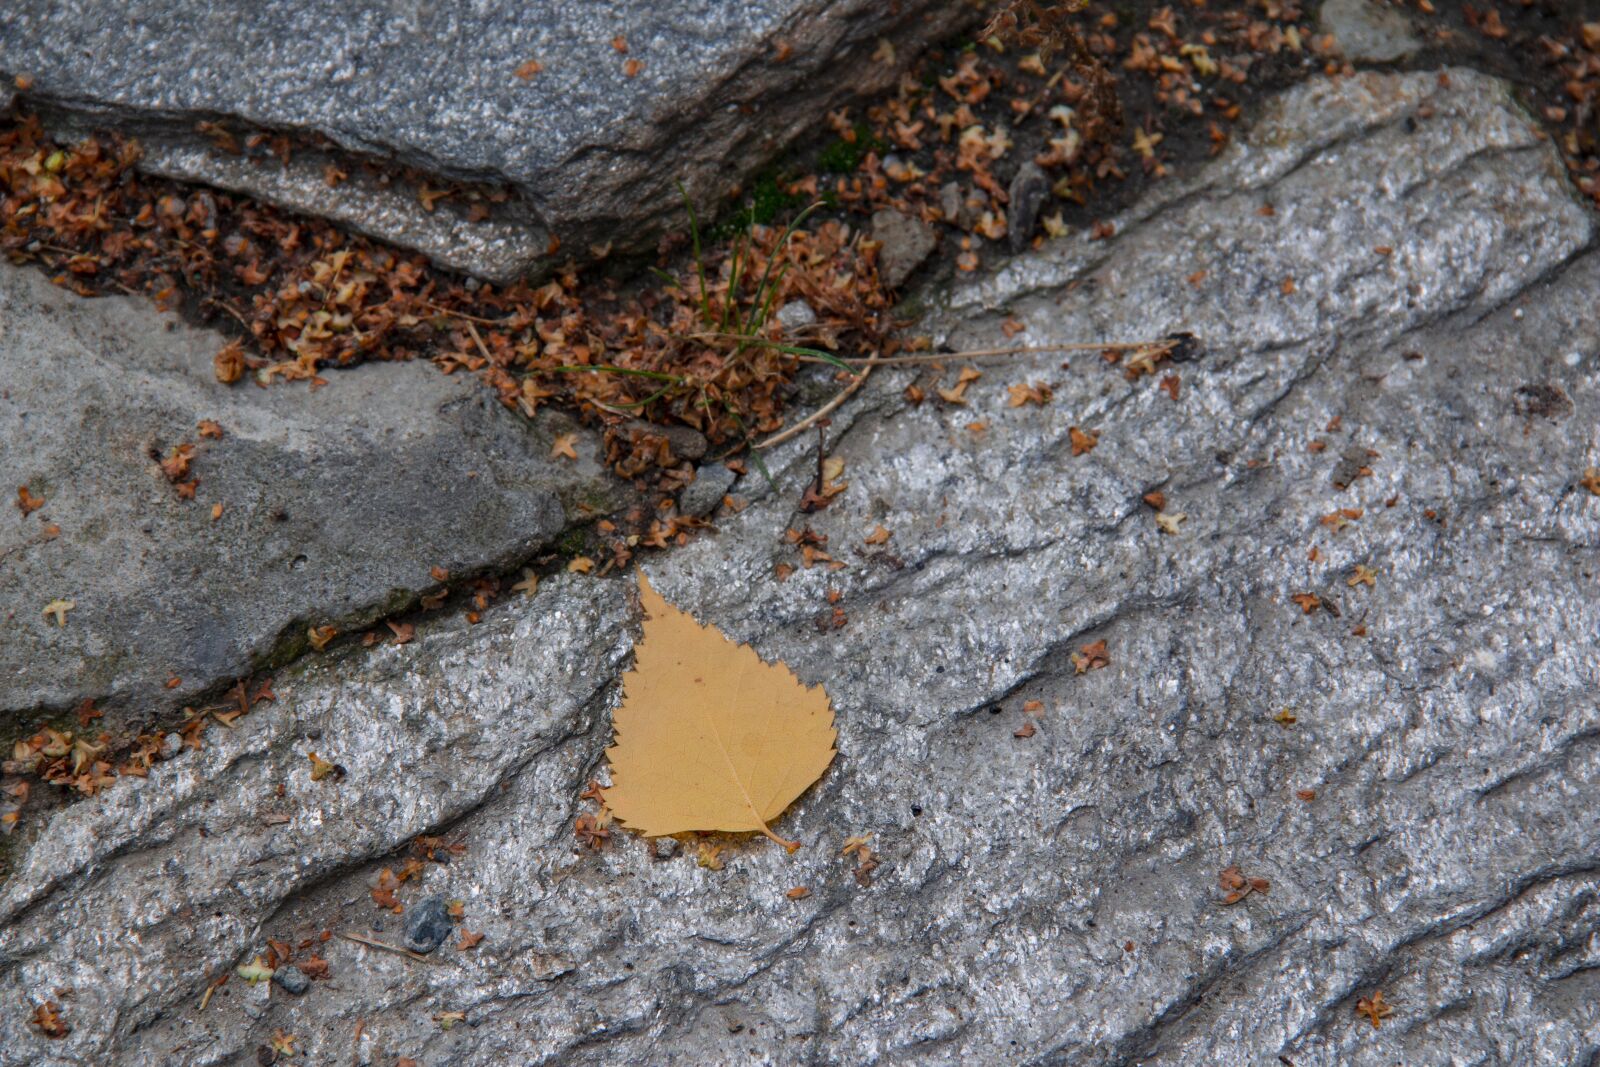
[465,320,495,363]
[755,351,881,450]
[338,931,434,963]
[819,338,1175,366]
[421,301,505,325]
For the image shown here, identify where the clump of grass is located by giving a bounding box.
[552,185,876,485]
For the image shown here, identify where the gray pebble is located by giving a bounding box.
[775,299,817,335]
[272,965,310,995]
[871,208,938,290]
[403,895,455,954]
[938,182,972,229]
[241,978,271,1020]
[679,464,738,518]
[1319,0,1421,63]
[1007,161,1051,253]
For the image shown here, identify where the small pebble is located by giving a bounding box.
[272,965,310,995]
[1007,161,1050,253]
[775,299,817,334]
[679,463,737,518]
[403,895,455,954]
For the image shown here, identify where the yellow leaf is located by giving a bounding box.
[603,573,836,850]
[236,957,275,984]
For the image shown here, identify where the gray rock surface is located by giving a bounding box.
[1,1,978,281]
[134,138,553,284]
[1320,0,1422,64]
[0,268,617,725]
[4,67,1600,1067]
[871,207,940,290]
[679,462,740,518]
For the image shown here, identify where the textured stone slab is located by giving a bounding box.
[0,0,977,281]
[134,138,553,283]
[3,68,1599,1066]
[0,267,614,724]
[1320,0,1423,63]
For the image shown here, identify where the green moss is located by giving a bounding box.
[557,527,590,557]
[257,625,312,671]
[710,167,806,240]
[748,171,800,225]
[817,124,884,175]
[895,291,929,323]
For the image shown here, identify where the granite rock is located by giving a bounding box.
[1320,0,1423,64]
[1007,160,1051,253]
[679,462,739,518]
[0,268,618,727]
[402,897,455,955]
[0,1,979,281]
[270,966,309,996]
[871,208,939,290]
[2,68,1598,1067]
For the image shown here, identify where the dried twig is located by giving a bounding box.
[814,338,1178,367]
[465,320,496,363]
[197,974,228,1011]
[338,931,433,963]
[420,301,505,325]
[756,352,880,450]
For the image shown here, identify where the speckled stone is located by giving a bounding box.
[0,1,979,281]
[1,68,1597,1067]
[680,463,739,518]
[270,965,310,996]
[0,269,620,727]
[1320,0,1423,64]
[402,897,455,955]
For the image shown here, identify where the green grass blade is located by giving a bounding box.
[723,338,856,373]
[723,404,778,493]
[606,381,678,410]
[677,181,712,329]
[724,227,744,334]
[551,364,685,383]
[744,200,824,338]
